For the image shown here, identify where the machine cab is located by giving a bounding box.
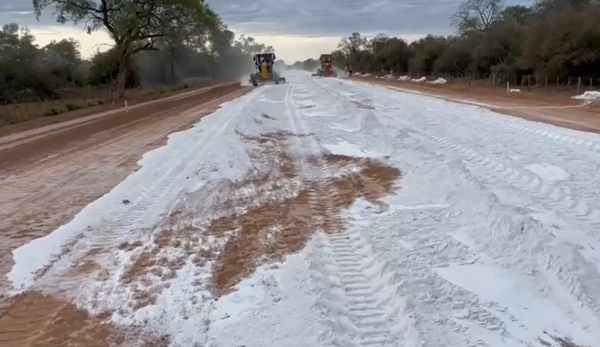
[319,54,333,63]
[254,53,276,67]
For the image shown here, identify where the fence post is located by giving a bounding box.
[507,81,510,94]
[577,77,581,94]
[492,73,496,88]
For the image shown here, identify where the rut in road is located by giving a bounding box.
[285,83,419,346]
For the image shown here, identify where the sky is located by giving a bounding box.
[0,0,532,63]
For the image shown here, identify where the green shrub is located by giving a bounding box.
[65,103,79,111]
[42,107,62,117]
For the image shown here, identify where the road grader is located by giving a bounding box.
[312,54,337,77]
[249,53,286,86]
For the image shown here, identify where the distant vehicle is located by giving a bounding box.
[249,53,286,86]
[312,54,337,77]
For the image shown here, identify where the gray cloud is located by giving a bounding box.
[1,0,533,37]
[207,0,533,37]
[0,1,58,28]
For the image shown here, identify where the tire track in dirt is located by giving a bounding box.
[407,107,600,209]
[378,107,600,341]
[284,83,418,346]
[0,85,251,347]
[58,97,409,344]
[465,109,600,156]
[34,86,265,292]
[0,85,248,257]
[0,86,250,294]
[303,78,599,346]
[363,79,600,156]
[325,79,600,229]
[407,110,600,214]
[0,83,243,178]
[408,124,600,228]
[99,128,310,318]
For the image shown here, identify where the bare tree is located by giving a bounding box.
[452,0,505,33]
[338,32,367,56]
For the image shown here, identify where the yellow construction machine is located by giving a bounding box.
[312,54,337,77]
[249,53,286,86]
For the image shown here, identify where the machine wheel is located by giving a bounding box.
[250,74,258,87]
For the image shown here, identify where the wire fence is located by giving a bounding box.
[0,77,215,127]
[393,72,600,95]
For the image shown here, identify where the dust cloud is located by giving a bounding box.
[239,76,252,86]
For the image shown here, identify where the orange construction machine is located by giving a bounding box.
[312,54,337,77]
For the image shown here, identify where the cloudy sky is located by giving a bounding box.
[0,0,532,63]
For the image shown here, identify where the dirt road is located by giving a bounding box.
[0,83,250,346]
[1,73,598,346]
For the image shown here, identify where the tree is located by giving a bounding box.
[501,5,532,25]
[0,16,273,128]
[408,35,450,75]
[338,32,367,56]
[368,33,390,72]
[432,35,474,74]
[0,23,57,101]
[43,38,83,84]
[520,3,600,77]
[307,0,598,81]
[381,38,410,74]
[88,47,139,88]
[451,0,504,33]
[32,0,219,97]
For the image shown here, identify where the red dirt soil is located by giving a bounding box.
[0,85,215,138]
[358,77,600,134]
[0,82,250,346]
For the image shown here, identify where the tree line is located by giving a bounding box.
[1,0,274,103]
[293,0,600,80]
